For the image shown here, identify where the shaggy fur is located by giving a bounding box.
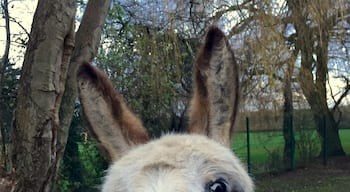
[188,26,239,146]
[77,26,254,192]
[78,63,149,160]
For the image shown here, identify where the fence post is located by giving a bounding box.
[290,113,295,170]
[323,115,327,166]
[246,117,251,174]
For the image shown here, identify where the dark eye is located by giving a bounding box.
[207,180,227,192]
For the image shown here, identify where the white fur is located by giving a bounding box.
[102,134,254,192]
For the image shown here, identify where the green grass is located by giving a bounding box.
[231,129,350,191]
[340,129,350,153]
[231,129,350,167]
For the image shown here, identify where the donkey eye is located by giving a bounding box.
[207,180,227,192]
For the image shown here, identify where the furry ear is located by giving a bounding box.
[77,62,149,161]
[188,26,240,146]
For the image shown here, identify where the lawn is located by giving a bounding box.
[231,129,350,172]
[231,129,350,191]
[340,129,350,153]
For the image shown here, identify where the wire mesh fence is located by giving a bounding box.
[232,109,350,175]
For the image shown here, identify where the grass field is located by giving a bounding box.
[231,129,350,191]
[231,129,350,172]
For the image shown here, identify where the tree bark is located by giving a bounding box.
[60,0,112,137]
[11,0,76,191]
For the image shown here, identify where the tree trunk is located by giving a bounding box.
[11,0,76,191]
[60,0,112,135]
[314,111,345,156]
[299,60,345,157]
[0,0,11,172]
[298,33,345,157]
[11,0,111,191]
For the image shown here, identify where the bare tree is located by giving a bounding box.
[287,0,349,156]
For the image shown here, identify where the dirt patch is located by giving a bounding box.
[0,169,15,192]
[255,157,350,192]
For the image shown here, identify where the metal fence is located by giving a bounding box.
[233,114,349,175]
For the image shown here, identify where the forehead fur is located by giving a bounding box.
[102,134,253,192]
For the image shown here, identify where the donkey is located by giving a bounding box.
[77,26,254,192]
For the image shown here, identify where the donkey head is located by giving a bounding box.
[77,26,254,192]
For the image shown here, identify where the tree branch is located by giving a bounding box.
[228,15,256,38]
[9,17,30,37]
[332,76,350,112]
[212,0,254,21]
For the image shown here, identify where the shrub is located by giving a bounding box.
[295,130,320,163]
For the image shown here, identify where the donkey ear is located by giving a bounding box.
[188,26,240,147]
[77,62,149,161]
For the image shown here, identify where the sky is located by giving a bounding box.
[0,0,37,64]
[0,0,349,106]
